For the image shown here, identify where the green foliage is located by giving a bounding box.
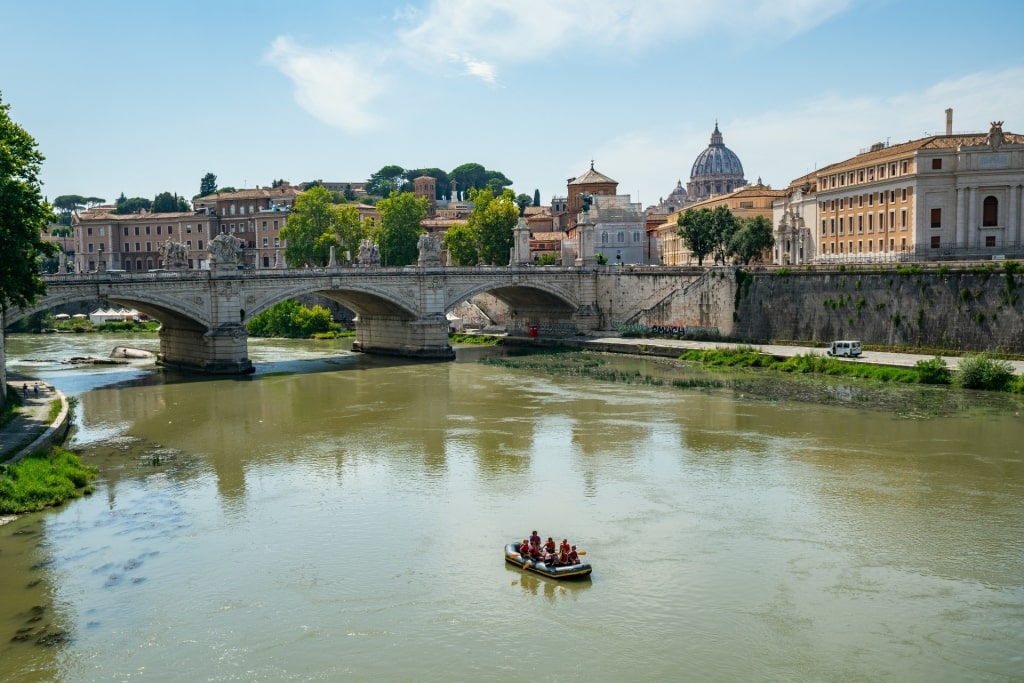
[677,205,740,266]
[152,191,190,213]
[114,193,152,214]
[595,252,608,265]
[198,172,217,197]
[775,267,791,277]
[281,186,365,267]
[450,162,512,196]
[515,193,532,216]
[728,214,775,265]
[937,265,950,276]
[915,356,951,384]
[442,222,479,266]
[246,299,337,338]
[953,354,1015,390]
[468,187,518,265]
[1,386,22,428]
[449,333,500,345]
[366,165,408,197]
[895,265,923,276]
[536,253,558,265]
[0,447,98,514]
[374,191,428,266]
[959,288,972,302]
[0,92,59,313]
[533,189,541,207]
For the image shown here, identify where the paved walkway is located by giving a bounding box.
[574,336,1024,374]
[1,378,61,464]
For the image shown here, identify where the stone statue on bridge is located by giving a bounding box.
[209,233,244,268]
[417,232,442,267]
[158,239,190,270]
[357,239,380,267]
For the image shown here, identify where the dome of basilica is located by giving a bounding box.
[687,123,747,200]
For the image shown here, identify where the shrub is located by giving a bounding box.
[915,356,951,384]
[953,354,1015,390]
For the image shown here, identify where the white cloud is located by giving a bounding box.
[398,0,851,82]
[265,36,389,133]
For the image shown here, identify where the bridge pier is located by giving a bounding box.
[157,322,254,374]
[352,314,454,359]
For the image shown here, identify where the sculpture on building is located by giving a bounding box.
[988,121,1005,150]
[158,239,190,269]
[417,232,442,266]
[580,193,593,213]
[357,239,380,267]
[208,233,244,266]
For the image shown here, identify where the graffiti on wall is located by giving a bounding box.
[616,322,720,339]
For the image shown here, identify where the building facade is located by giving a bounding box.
[794,120,1024,264]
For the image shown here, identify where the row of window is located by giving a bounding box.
[823,159,913,189]
[821,188,909,213]
[600,230,643,244]
[823,238,906,254]
[822,210,909,236]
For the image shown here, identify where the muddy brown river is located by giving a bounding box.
[1,333,1023,682]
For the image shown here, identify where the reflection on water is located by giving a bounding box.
[1,333,1023,682]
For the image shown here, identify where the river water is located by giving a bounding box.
[1,333,1023,682]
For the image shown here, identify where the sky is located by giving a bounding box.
[3,0,1024,210]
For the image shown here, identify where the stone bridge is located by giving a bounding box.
[4,265,716,374]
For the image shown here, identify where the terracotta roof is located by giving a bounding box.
[74,209,197,223]
[815,131,1024,176]
[568,162,617,186]
[204,186,302,201]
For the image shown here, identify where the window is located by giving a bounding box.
[274,238,280,248]
[157,225,162,235]
[840,198,845,210]
[821,219,826,235]
[879,166,886,179]
[868,194,874,207]
[146,242,151,252]
[262,221,267,231]
[868,213,874,233]
[931,236,941,248]
[932,158,942,170]
[123,243,129,252]
[99,227,105,237]
[616,231,625,243]
[859,170,865,182]
[879,212,885,231]
[273,220,279,230]
[88,243,94,252]
[830,218,835,234]
[889,211,895,230]
[601,232,608,244]
[262,238,269,248]
[858,215,863,233]
[889,191,896,203]
[168,225,174,234]
[123,227,129,236]
[902,161,908,173]
[839,217,844,234]
[186,240,192,249]
[198,224,203,233]
[890,164,897,176]
[986,235,996,247]
[633,230,641,243]
[230,204,236,216]
[900,209,907,228]
[186,224,192,233]
[901,188,907,202]
[983,196,998,226]
[931,208,941,228]
[830,200,836,211]
[249,204,254,215]
[135,242,140,252]
[145,226,151,235]
[858,195,863,208]
[198,240,204,250]
[858,240,863,253]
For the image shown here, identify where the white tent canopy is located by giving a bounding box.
[88,308,139,325]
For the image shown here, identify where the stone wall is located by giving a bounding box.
[730,266,1024,353]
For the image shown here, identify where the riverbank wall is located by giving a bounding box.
[624,264,1024,355]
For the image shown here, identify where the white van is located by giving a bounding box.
[828,340,862,358]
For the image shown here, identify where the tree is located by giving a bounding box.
[199,172,217,197]
[343,184,356,201]
[271,179,286,188]
[729,215,775,265]
[374,191,428,266]
[0,92,58,313]
[677,208,716,266]
[709,205,741,265]
[450,163,513,198]
[333,203,366,260]
[53,194,87,225]
[152,192,190,213]
[442,222,479,266]
[533,189,541,207]
[366,165,408,197]
[280,185,342,267]
[115,194,152,214]
[469,187,519,265]
[515,193,532,216]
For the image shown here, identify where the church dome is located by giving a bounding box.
[687,123,747,200]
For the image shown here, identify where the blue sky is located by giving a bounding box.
[3,0,1024,209]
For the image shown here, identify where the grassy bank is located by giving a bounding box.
[450,333,501,346]
[1,387,22,428]
[0,447,98,514]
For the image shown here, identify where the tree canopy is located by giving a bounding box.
[677,205,741,266]
[53,194,104,225]
[281,186,343,267]
[729,215,775,265]
[365,163,512,200]
[198,172,217,197]
[0,92,58,312]
[114,193,152,215]
[374,191,428,266]
[442,188,518,265]
[152,192,190,213]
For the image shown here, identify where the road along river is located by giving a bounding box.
[1,333,1023,682]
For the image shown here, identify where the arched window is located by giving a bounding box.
[983,196,998,226]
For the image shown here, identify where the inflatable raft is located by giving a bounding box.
[505,542,592,580]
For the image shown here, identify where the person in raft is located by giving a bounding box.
[567,546,580,565]
[530,530,541,547]
[544,537,556,554]
[558,539,571,564]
